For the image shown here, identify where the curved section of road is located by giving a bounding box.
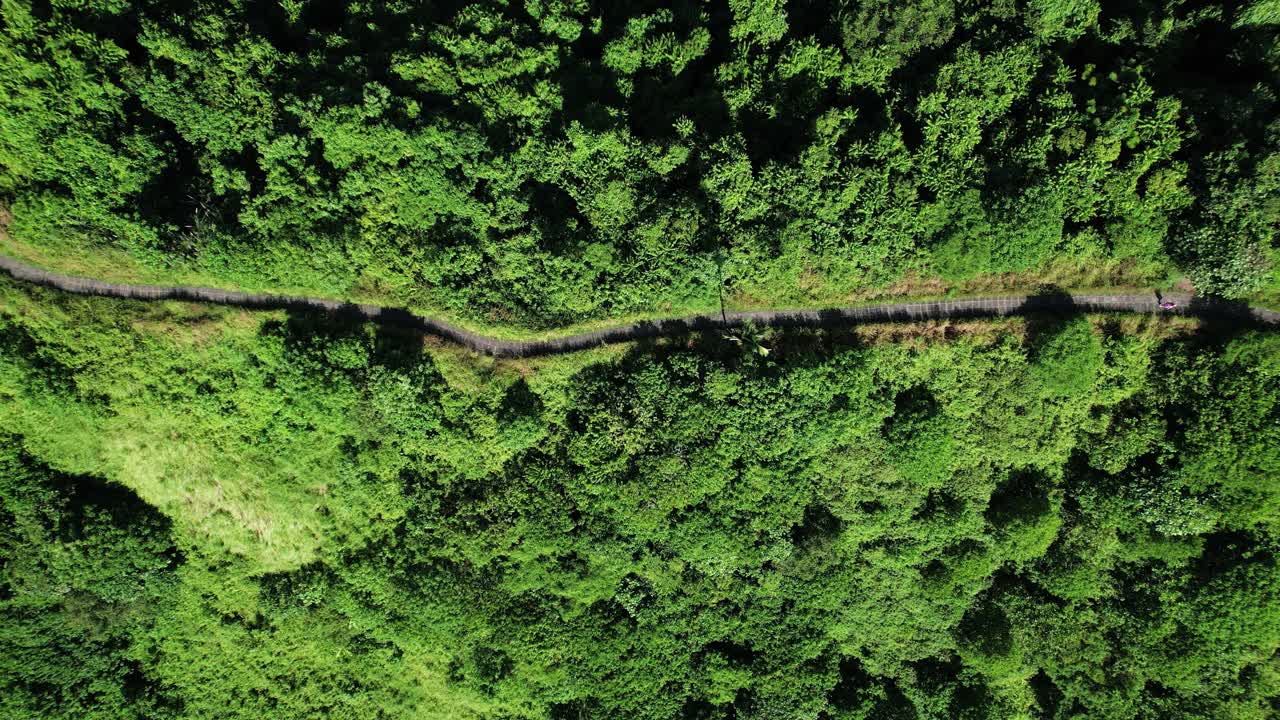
[3,255,1277,357]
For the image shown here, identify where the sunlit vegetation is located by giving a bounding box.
[3,2,1280,718]
[1,0,1278,326]
[2,278,1278,718]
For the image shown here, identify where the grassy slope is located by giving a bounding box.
[0,273,1204,574]
[9,273,1273,718]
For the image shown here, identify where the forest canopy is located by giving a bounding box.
[3,2,1280,719]
[2,279,1279,719]
[1,0,1278,325]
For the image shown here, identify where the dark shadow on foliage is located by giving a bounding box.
[829,658,922,718]
[498,377,543,424]
[915,489,966,523]
[551,56,628,134]
[912,653,963,694]
[631,63,734,142]
[920,559,951,586]
[701,640,757,666]
[1030,670,1064,718]
[528,182,594,254]
[469,645,515,689]
[738,83,832,168]
[677,698,720,720]
[1143,16,1278,160]
[876,680,921,720]
[1138,300,1265,379]
[38,459,179,564]
[133,139,214,254]
[259,561,336,610]
[1192,530,1271,585]
[883,385,941,438]
[827,656,873,712]
[1127,12,1279,293]
[985,470,1052,529]
[956,597,1012,658]
[550,699,595,720]
[951,679,997,719]
[1144,679,1175,700]
[791,503,843,548]
[242,0,327,55]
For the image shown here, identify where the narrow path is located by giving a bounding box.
[3,255,1277,357]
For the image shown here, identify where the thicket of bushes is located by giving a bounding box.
[2,1,1278,324]
[2,278,1278,719]
[3,3,1279,717]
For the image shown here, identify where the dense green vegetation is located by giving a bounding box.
[3,3,1280,718]
[2,0,1279,326]
[2,276,1278,719]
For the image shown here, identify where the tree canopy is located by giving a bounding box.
[1,0,1278,325]
[2,276,1278,718]
[2,2,1279,718]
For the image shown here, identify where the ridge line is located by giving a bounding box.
[3,255,1276,358]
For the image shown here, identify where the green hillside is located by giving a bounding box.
[2,2,1279,719]
[4,279,1279,718]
